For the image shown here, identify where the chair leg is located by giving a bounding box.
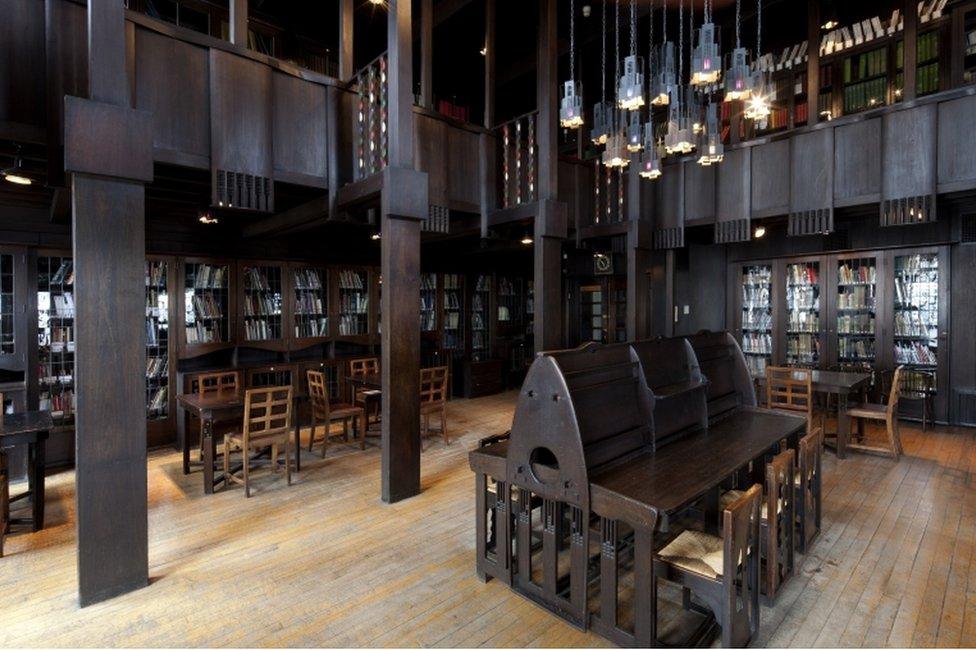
[321,421,329,458]
[441,407,448,445]
[285,437,292,486]
[308,423,316,453]
[244,448,251,498]
[223,441,231,489]
[271,444,279,473]
[359,415,365,450]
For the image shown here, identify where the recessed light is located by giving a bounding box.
[754,226,766,239]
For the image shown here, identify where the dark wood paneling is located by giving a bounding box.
[134,28,210,162]
[0,0,46,126]
[950,241,976,425]
[882,104,937,203]
[414,114,448,206]
[63,97,154,182]
[937,95,976,194]
[655,164,684,229]
[683,160,716,224]
[272,72,328,187]
[446,125,480,210]
[751,140,791,218]
[716,147,751,223]
[209,49,273,178]
[790,128,833,214]
[833,118,881,206]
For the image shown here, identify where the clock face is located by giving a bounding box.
[594,254,612,274]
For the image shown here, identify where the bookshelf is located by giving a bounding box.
[442,273,465,353]
[893,252,939,392]
[612,282,627,343]
[739,264,773,378]
[146,260,170,422]
[785,261,822,368]
[336,268,370,338]
[0,253,13,356]
[420,272,437,333]
[241,263,284,347]
[183,260,232,352]
[471,274,492,361]
[835,255,879,372]
[965,6,976,84]
[37,255,74,425]
[843,45,889,113]
[293,265,328,344]
[580,284,605,344]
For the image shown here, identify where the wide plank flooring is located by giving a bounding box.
[1,392,975,647]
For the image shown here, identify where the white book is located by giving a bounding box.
[888,9,900,34]
[853,23,864,45]
[821,34,830,56]
[861,19,874,41]
[919,0,931,23]
[932,0,947,18]
[842,27,854,49]
[871,16,884,37]
[797,40,808,64]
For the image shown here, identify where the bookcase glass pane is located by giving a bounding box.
[740,265,772,378]
[580,286,605,344]
[146,260,169,420]
[472,274,491,361]
[613,283,627,343]
[421,273,437,332]
[786,262,821,367]
[836,257,877,371]
[338,269,369,336]
[894,253,938,395]
[294,267,328,339]
[37,256,74,424]
[443,274,464,352]
[965,9,976,85]
[497,276,522,327]
[242,265,283,341]
[184,262,229,345]
[0,254,13,355]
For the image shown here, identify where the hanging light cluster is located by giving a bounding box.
[743,0,771,121]
[724,0,752,101]
[591,0,615,145]
[602,0,629,168]
[639,0,662,179]
[617,0,645,111]
[691,0,721,86]
[559,0,584,129]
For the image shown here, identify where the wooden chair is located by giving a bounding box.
[306,370,364,455]
[795,427,823,553]
[655,484,762,648]
[223,386,294,498]
[420,366,450,444]
[881,368,935,432]
[348,357,381,427]
[721,449,795,604]
[196,370,240,454]
[845,365,904,459]
[765,366,815,434]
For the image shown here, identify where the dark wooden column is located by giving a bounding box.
[420,0,433,109]
[230,0,247,47]
[533,0,564,352]
[339,0,354,79]
[626,165,650,340]
[806,0,820,125]
[479,0,496,239]
[68,0,152,606]
[903,0,918,101]
[484,0,495,129]
[381,0,428,503]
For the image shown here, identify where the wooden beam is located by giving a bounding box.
[230,0,247,47]
[533,201,565,352]
[484,0,495,128]
[903,0,918,101]
[434,0,475,28]
[387,0,414,169]
[87,0,127,106]
[339,0,354,80]
[536,0,558,202]
[806,0,820,125]
[242,196,329,238]
[420,0,433,109]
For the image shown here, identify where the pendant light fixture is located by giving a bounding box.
[650,0,676,106]
[2,146,31,186]
[591,0,615,145]
[640,1,662,180]
[724,0,753,101]
[691,0,721,86]
[697,101,724,165]
[664,0,694,154]
[603,0,629,168]
[617,0,644,110]
[744,0,771,120]
[559,0,584,129]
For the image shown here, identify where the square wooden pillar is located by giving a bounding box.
[534,201,567,352]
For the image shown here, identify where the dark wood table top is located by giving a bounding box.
[346,373,381,389]
[176,392,245,414]
[806,369,872,393]
[0,411,54,438]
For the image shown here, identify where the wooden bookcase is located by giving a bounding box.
[290,263,330,348]
[146,256,178,448]
[238,260,288,352]
[333,265,374,344]
[178,257,237,357]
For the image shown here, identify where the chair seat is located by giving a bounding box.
[330,403,362,418]
[846,402,888,419]
[721,489,781,520]
[658,529,725,579]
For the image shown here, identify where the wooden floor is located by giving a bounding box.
[1,392,975,647]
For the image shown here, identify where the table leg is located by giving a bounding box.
[837,392,849,459]
[180,405,190,475]
[293,397,302,473]
[28,436,46,531]
[634,525,656,647]
[203,417,216,494]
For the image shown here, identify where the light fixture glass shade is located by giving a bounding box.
[743,68,772,121]
[697,102,724,165]
[626,111,643,152]
[723,47,753,101]
[639,123,662,179]
[602,124,630,168]
[617,55,645,110]
[650,41,677,106]
[664,87,695,154]
[559,80,585,129]
[691,23,722,86]
[590,101,616,145]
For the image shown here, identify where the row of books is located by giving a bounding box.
[243,294,281,317]
[742,288,771,309]
[844,47,887,84]
[787,264,819,286]
[51,293,75,318]
[443,332,463,350]
[742,311,772,331]
[443,312,461,330]
[40,391,74,418]
[472,331,488,351]
[474,275,491,291]
[420,274,437,290]
[295,318,328,338]
[472,295,489,312]
[338,270,366,290]
[146,356,168,379]
[838,338,875,360]
[894,311,936,337]
[146,262,166,288]
[147,387,168,416]
[786,289,819,310]
[47,325,75,354]
[243,266,276,292]
[49,261,74,286]
[916,61,940,96]
[742,332,773,355]
[843,77,887,113]
[191,293,224,320]
[838,286,876,310]
[338,314,368,336]
[421,312,436,331]
[340,294,368,314]
[244,319,280,341]
[746,355,769,378]
[294,268,324,290]
[444,292,462,310]
[443,274,462,290]
[497,278,518,297]
[838,314,875,334]
[472,313,488,331]
[186,323,224,344]
[757,107,790,131]
[146,320,168,346]
[190,264,227,289]
[787,334,821,359]
[420,295,436,312]
[295,293,326,315]
[896,254,938,276]
[895,341,937,365]
[787,314,819,333]
[39,372,73,386]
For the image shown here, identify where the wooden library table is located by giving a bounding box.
[806,369,872,459]
[345,374,382,432]
[0,411,52,530]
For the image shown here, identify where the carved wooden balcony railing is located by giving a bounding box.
[496,111,538,209]
[355,52,389,181]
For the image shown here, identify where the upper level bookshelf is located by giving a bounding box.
[183,261,231,350]
[241,264,284,346]
[293,265,328,343]
[336,268,370,338]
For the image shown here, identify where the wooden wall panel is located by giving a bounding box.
[751,140,791,218]
[655,164,684,228]
[716,147,751,221]
[209,49,273,178]
[833,118,881,206]
[134,28,210,164]
[414,115,448,206]
[937,95,976,194]
[446,125,480,210]
[272,72,328,187]
[683,160,715,224]
[45,0,88,147]
[882,104,937,203]
[0,0,46,126]
[790,129,833,213]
